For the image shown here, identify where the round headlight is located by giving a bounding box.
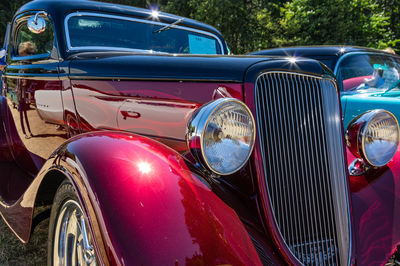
[347,109,399,167]
[187,98,256,175]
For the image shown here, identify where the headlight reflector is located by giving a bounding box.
[347,109,399,167]
[187,98,255,175]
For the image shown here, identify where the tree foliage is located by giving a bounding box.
[0,0,30,47]
[164,0,268,54]
[1,0,400,53]
[280,0,397,49]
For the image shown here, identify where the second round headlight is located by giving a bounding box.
[347,109,399,167]
[362,110,399,166]
[187,98,256,175]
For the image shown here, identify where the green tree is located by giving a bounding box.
[377,0,400,50]
[2,0,400,54]
[164,0,271,54]
[253,1,287,51]
[279,0,395,50]
[0,0,30,46]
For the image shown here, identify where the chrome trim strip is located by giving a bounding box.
[286,73,303,258]
[320,79,351,266]
[4,74,62,80]
[68,75,239,82]
[64,12,224,54]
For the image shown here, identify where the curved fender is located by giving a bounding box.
[347,147,400,264]
[39,131,262,265]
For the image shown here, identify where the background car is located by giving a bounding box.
[1,1,400,265]
[251,46,400,129]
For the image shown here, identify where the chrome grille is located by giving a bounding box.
[255,72,350,265]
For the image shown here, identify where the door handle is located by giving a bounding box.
[120,109,141,120]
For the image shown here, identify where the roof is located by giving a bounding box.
[250,46,392,57]
[17,0,221,35]
[15,0,226,58]
[250,46,400,71]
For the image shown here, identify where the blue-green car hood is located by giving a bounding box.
[341,89,400,129]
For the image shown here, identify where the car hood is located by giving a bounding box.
[342,88,400,98]
[67,52,328,82]
[341,89,400,128]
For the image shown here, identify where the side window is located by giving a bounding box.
[14,15,54,57]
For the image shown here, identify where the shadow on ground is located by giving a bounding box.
[0,215,48,265]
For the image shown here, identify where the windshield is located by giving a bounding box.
[66,13,223,55]
[337,53,400,92]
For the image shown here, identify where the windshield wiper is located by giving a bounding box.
[153,18,184,34]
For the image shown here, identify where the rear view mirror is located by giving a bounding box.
[27,11,47,34]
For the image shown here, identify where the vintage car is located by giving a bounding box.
[1,1,400,265]
[251,46,400,129]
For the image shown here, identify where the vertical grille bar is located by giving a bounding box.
[255,72,350,265]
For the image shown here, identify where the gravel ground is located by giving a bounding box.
[0,214,48,265]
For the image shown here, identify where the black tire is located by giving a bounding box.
[47,180,97,266]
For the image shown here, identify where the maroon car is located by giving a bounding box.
[1,0,400,265]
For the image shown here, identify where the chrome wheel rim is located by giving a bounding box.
[53,199,97,266]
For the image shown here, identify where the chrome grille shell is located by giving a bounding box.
[254,72,351,265]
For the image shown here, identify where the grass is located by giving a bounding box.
[0,209,48,265]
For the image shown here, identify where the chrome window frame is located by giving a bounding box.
[64,12,225,55]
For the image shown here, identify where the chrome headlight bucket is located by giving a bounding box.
[187,98,256,175]
[347,109,399,167]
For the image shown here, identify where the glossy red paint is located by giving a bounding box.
[346,118,364,159]
[3,1,369,264]
[0,130,265,265]
[51,131,262,265]
[71,80,243,145]
[0,72,265,265]
[348,147,400,265]
[4,4,400,263]
[346,109,400,263]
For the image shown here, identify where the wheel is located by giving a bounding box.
[48,180,97,266]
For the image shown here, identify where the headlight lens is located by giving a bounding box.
[187,98,255,175]
[362,111,399,166]
[347,109,399,167]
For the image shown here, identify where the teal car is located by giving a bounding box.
[251,46,400,128]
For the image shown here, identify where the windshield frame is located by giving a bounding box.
[64,12,225,54]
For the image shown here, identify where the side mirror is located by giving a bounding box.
[27,11,48,34]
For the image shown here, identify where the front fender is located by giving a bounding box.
[347,146,400,264]
[44,131,261,265]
